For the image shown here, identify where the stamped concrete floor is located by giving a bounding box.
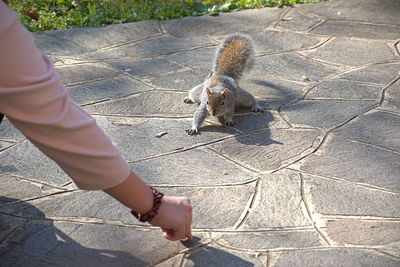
[1,0,400,266]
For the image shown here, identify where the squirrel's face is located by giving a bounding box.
[206,87,227,116]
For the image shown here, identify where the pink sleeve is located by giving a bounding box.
[0,3,131,190]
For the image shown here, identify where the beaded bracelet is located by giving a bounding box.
[131,186,164,223]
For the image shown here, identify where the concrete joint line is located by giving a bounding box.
[158,20,167,35]
[374,249,400,261]
[379,75,400,106]
[147,241,213,267]
[194,226,315,233]
[266,250,273,267]
[91,114,192,119]
[81,89,156,108]
[270,132,325,174]
[0,172,70,191]
[90,33,164,54]
[307,36,334,51]
[306,19,327,33]
[296,169,400,195]
[277,64,348,107]
[35,215,153,230]
[377,108,400,116]
[101,62,159,89]
[205,227,316,234]
[40,224,84,263]
[277,105,294,128]
[322,214,400,222]
[395,40,400,56]
[127,135,236,164]
[212,240,384,254]
[0,189,77,209]
[233,179,261,230]
[248,73,309,85]
[333,78,388,87]
[302,100,383,160]
[267,246,394,253]
[0,141,20,153]
[80,98,113,108]
[299,173,331,246]
[296,52,352,69]
[305,97,378,101]
[0,211,55,223]
[215,243,400,255]
[344,136,400,156]
[328,60,400,81]
[271,7,291,28]
[55,61,105,67]
[0,225,27,244]
[152,178,258,188]
[206,147,261,174]
[65,76,115,88]
[326,18,400,28]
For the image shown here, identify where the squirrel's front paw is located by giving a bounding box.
[225,121,236,127]
[184,96,194,104]
[251,105,265,113]
[185,128,199,135]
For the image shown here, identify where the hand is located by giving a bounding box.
[149,196,193,241]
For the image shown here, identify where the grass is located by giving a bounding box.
[7,0,325,32]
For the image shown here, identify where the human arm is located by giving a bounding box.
[0,2,192,240]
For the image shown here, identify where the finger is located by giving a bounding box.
[186,199,192,223]
[163,231,181,241]
[186,224,192,240]
[163,228,174,235]
[173,222,186,241]
[163,232,175,241]
[187,202,193,239]
[162,229,177,241]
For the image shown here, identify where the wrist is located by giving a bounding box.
[134,183,154,214]
[131,186,164,223]
[104,171,154,214]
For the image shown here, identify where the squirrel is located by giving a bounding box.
[184,33,264,135]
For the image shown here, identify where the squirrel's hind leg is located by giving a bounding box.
[184,83,204,104]
[236,86,264,112]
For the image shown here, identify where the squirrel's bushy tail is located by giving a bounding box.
[213,33,255,80]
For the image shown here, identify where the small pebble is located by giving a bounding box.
[337,11,342,15]
[302,75,309,81]
[155,132,168,138]
[124,68,132,72]
[222,170,228,175]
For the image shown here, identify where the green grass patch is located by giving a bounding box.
[8,0,325,32]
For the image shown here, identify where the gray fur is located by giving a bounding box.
[185,34,263,135]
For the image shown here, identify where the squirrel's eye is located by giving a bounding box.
[221,101,224,106]
[206,101,209,104]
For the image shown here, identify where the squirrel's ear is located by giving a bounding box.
[221,88,228,98]
[206,87,211,96]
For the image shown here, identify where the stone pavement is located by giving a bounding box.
[1,0,400,265]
